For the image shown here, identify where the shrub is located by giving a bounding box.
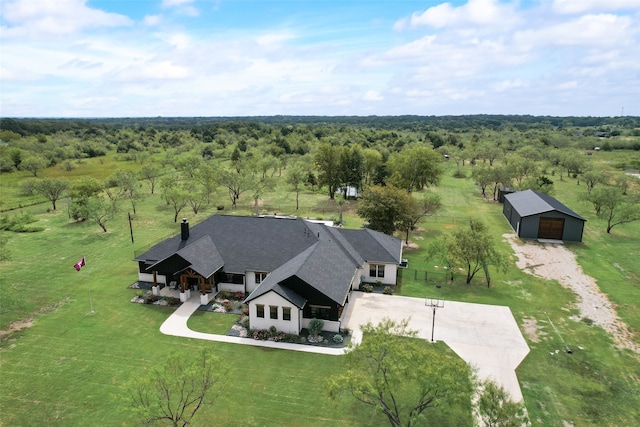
[269,325,277,335]
[341,328,351,336]
[332,334,344,344]
[383,286,393,295]
[241,305,249,315]
[361,284,373,293]
[283,334,298,343]
[308,318,324,336]
[223,300,233,312]
[217,290,231,299]
[232,291,245,300]
[239,316,250,328]
[253,329,270,340]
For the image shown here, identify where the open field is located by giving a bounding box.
[1,149,639,426]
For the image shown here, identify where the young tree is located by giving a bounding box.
[584,185,640,233]
[356,185,413,235]
[440,220,508,286]
[327,318,472,427]
[398,193,442,244]
[478,379,529,427]
[162,185,188,222]
[19,155,48,176]
[82,197,115,232]
[218,167,253,209]
[127,349,227,427]
[286,164,307,210]
[69,177,104,221]
[31,177,68,210]
[138,163,162,194]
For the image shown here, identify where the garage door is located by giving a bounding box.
[538,217,564,240]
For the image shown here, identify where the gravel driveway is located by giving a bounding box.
[504,233,639,354]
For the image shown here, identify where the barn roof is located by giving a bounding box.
[505,190,585,221]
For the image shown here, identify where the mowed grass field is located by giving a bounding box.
[1,150,639,426]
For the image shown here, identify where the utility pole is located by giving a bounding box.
[425,297,444,342]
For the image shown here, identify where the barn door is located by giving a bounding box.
[538,217,564,240]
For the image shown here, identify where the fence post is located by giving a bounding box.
[425,271,428,282]
[414,269,417,280]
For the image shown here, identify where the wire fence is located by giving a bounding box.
[397,268,487,287]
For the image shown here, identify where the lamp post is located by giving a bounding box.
[425,297,444,342]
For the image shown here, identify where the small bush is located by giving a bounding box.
[269,325,277,334]
[232,291,245,300]
[332,334,344,344]
[361,284,373,293]
[308,318,324,336]
[241,305,249,315]
[383,286,393,295]
[341,328,351,336]
[239,316,250,328]
[217,290,231,299]
[253,329,271,340]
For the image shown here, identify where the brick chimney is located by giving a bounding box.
[181,218,189,241]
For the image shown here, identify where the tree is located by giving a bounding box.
[162,185,188,223]
[437,220,508,286]
[356,185,413,236]
[127,349,227,427]
[584,185,640,233]
[338,145,364,198]
[472,166,493,199]
[69,177,104,221]
[20,155,48,176]
[286,164,307,210]
[218,167,253,209]
[314,143,342,199]
[138,163,162,194]
[398,193,442,244]
[387,146,443,193]
[31,177,68,210]
[105,170,140,213]
[79,197,116,233]
[581,168,610,194]
[478,379,528,427]
[327,318,472,427]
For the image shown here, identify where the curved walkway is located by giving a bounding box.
[159,296,345,355]
[160,293,530,402]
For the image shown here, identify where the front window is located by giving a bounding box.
[255,272,268,284]
[310,305,331,320]
[270,305,278,319]
[283,307,291,321]
[256,304,264,318]
[369,264,385,278]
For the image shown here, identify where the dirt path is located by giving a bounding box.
[504,234,639,354]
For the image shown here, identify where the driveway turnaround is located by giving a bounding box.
[341,292,530,402]
[160,292,529,402]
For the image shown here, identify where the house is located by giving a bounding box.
[503,190,586,242]
[134,215,402,334]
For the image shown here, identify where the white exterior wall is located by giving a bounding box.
[218,282,245,293]
[245,271,269,293]
[301,318,340,333]
[138,272,167,285]
[362,262,398,285]
[249,292,300,334]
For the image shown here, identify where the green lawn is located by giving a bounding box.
[1,151,639,426]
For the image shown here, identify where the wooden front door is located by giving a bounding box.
[538,217,564,240]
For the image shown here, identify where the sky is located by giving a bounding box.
[0,0,639,118]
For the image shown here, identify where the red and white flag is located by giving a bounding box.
[73,257,86,272]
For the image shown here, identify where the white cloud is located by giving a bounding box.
[161,0,198,16]
[552,0,640,14]
[143,15,162,26]
[362,90,383,101]
[0,0,132,38]
[514,14,636,49]
[396,0,521,30]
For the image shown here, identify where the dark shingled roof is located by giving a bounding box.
[136,214,402,307]
[505,189,585,220]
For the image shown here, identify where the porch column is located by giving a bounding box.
[152,271,159,296]
[199,277,209,305]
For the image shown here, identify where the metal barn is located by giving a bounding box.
[503,190,586,242]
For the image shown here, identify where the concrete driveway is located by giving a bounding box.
[341,292,530,402]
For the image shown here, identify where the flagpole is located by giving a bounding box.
[87,256,94,314]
